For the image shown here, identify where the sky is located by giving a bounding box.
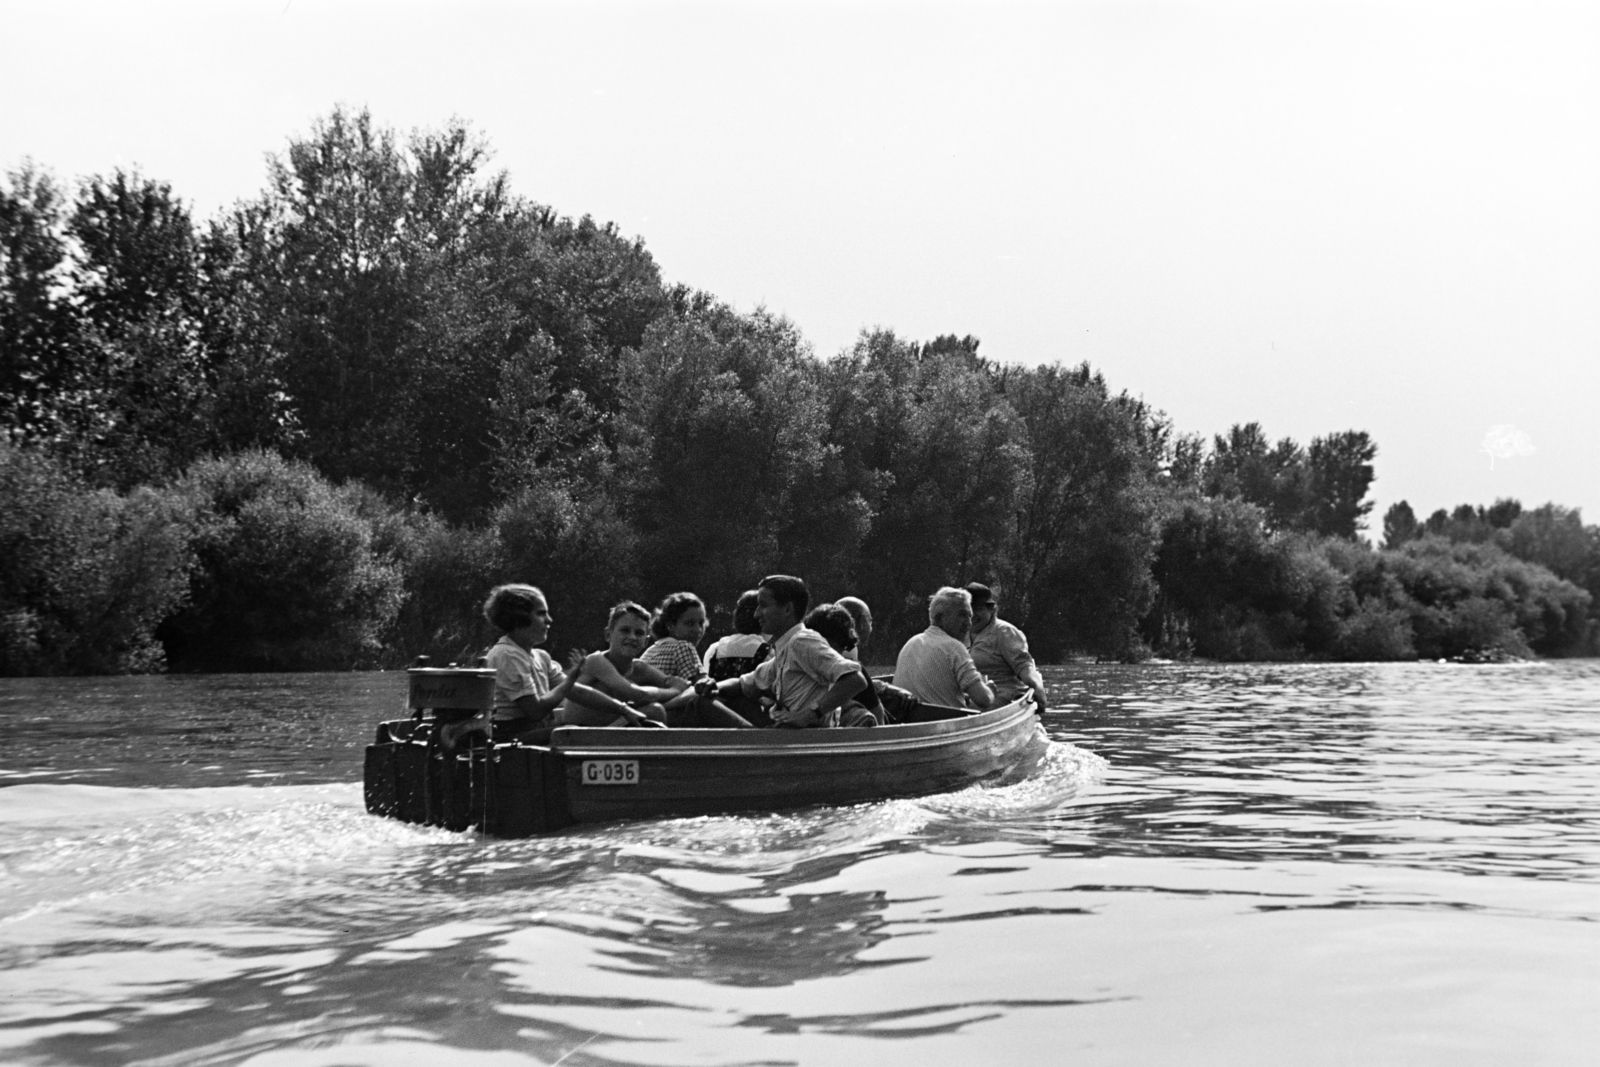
[4,0,1596,527]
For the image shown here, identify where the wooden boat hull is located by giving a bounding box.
[364,697,1045,837]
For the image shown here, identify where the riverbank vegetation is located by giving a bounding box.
[4,109,1596,673]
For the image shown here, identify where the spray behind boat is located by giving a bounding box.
[362,655,571,837]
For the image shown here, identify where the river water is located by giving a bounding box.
[2,661,1597,1066]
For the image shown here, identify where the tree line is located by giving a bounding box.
[3,108,1595,674]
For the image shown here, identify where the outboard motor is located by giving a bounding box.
[364,662,495,831]
[364,657,572,837]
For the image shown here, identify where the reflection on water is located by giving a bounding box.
[1051,662,1600,883]
[2,662,1599,1065]
[0,672,407,788]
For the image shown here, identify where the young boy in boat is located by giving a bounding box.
[441,584,646,747]
[693,575,872,728]
[568,602,752,728]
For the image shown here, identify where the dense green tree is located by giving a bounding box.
[1368,498,1597,652]
[0,165,78,445]
[1203,423,1314,533]
[159,451,403,671]
[1201,425,1375,537]
[229,107,665,521]
[191,206,302,455]
[9,113,1598,674]
[1382,500,1421,549]
[0,442,192,673]
[1381,537,1590,657]
[1420,501,1515,545]
[1305,430,1376,537]
[4,166,300,486]
[836,332,1031,647]
[1145,493,1302,658]
[1166,432,1206,486]
[995,361,1164,659]
[617,300,868,617]
[1484,498,1523,529]
[248,108,463,495]
[1508,505,1593,589]
[63,170,217,486]
[492,472,643,655]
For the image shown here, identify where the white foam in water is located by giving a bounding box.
[567,738,1106,886]
[0,782,451,928]
[0,782,356,824]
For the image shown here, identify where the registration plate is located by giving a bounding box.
[581,759,639,786]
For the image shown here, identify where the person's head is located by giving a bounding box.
[928,586,974,640]
[964,582,997,627]
[756,575,809,636]
[732,589,762,635]
[604,601,652,658]
[483,584,551,645]
[836,596,873,652]
[804,603,858,654]
[658,591,708,646]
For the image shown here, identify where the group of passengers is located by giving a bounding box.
[442,574,1046,747]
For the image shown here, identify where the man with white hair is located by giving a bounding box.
[893,586,996,710]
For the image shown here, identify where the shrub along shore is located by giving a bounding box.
[3,109,1596,674]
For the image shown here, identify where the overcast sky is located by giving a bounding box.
[4,0,1596,526]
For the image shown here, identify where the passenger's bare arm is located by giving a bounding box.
[814,671,868,718]
[964,674,996,710]
[582,652,680,705]
[1021,664,1048,713]
[630,659,689,693]
[514,667,581,718]
[567,682,663,726]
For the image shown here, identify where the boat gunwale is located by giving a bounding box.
[548,697,1036,760]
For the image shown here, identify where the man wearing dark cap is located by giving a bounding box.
[965,582,1048,713]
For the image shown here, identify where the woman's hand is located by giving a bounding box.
[567,648,587,673]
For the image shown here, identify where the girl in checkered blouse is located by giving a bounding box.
[641,592,708,682]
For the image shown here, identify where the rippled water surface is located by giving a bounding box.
[2,662,1598,1065]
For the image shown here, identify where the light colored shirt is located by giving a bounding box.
[485,635,566,721]
[895,625,987,708]
[702,633,768,677]
[640,636,703,681]
[740,623,859,727]
[968,617,1037,702]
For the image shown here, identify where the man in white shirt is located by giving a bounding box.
[894,586,995,710]
[696,575,869,727]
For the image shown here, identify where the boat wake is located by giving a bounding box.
[538,737,1105,873]
[0,738,1104,937]
[0,782,447,929]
